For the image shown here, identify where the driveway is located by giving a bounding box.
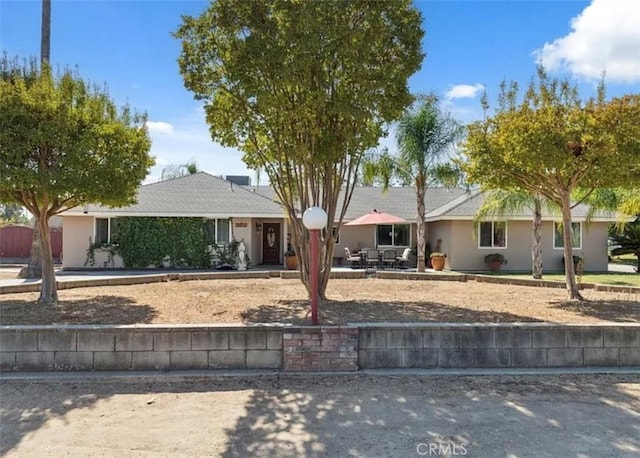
[2,373,639,457]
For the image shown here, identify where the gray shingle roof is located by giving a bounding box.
[437,191,618,221]
[66,172,285,217]
[65,174,617,222]
[249,185,469,221]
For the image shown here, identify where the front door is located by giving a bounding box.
[262,223,281,264]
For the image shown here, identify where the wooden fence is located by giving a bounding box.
[0,225,62,260]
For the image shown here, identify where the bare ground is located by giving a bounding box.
[1,278,639,325]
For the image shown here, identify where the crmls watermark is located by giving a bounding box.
[416,442,468,456]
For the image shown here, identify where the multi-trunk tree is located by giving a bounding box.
[462,68,640,300]
[0,57,153,303]
[175,0,424,298]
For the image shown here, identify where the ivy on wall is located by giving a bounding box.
[111,217,212,268]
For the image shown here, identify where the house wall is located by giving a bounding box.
[446,220,609,272]
[427,221,453,269]
[333,223,418,261]
[335,226,377,256]
[63,216,125,269]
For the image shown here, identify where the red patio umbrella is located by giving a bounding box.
[344,210,407,226]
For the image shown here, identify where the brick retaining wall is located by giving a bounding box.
[1,324,638,373]
[283,327,358,371]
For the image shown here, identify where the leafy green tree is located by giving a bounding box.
[362,98,463,272]
[610,220,640,273]
[175,0,424,299]
[474,190,559,279]
[161,161,199,181]
[462,68,640,300]
[580,188,640,221]
[0,57,153,303]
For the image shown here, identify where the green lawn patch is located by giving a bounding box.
[495,272,640,287]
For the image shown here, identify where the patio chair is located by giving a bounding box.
[365,249,380,269]
[383,249,397,269]
[344,247,362,268]
[396,248,411,268]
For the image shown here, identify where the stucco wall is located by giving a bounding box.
[62,216,92,268]
[447,220,609,272]
[427,221,453,269]
[63,216,124,269]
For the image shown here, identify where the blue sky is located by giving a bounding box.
[1,0,638,184]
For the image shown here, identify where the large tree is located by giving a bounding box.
[0,57,154,303]
[175,0,424,299]
[362,97,463,272]
[462,68,640,300]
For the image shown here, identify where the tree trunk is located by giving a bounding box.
[560,192,583,300]
[37,214,58,304]
[416,187,426,272]
[532,198,543,279]
[41,0,51,65]
[17,225,43,279]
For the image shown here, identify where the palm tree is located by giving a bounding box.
[363,97,463,272]
[41,0,51,64]
[19,0,51,279]
[475,190,558,279]
[160,161,199,181]
[610,220,640,273]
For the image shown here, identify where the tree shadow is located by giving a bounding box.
[550,299,640,322]
[1,375,638,456]
[0,296,157,325]
[240,299,543,325]
[220,374,640,457]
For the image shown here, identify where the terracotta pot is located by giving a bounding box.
[285,255,298,270]
[488,261,503,272]
[431,256,445,271]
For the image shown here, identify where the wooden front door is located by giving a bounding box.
[262,223,281,264]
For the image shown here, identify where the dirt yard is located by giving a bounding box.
[1,278,639,325]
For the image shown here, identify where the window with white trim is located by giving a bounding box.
[479,221,506,248]
[553,222,581,249]
[95,218,118,244]
[205,218,231,245]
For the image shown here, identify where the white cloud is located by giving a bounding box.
[533,0,640,83]
[444,83,485,100]
[146,121,175,135]
[144,108,254,184]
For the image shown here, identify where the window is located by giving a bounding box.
[479,221,506,248]
[205,218,231,245]
[95,218,117,244]
[376,224,410,247]
[554,222,581,249]
[217,219,230,244]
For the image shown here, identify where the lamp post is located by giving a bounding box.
[302,206,328,325]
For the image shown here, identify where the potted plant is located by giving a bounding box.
[429,252,447,271]
[284,247,298,270]
[484,253,507,272]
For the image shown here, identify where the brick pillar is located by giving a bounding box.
[283,327,358,372]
